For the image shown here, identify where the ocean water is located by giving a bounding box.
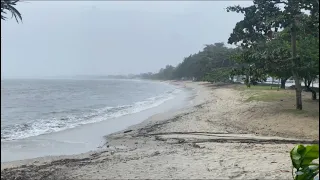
[1,78,182,142]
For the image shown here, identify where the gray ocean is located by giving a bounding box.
[1,78,182,142]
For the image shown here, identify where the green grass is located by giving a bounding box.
[235,84,280,91]
[234,84,295,102]
[245,91,293,102]
[235,84,319,118]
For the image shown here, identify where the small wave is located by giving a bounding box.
[1,88,182,142]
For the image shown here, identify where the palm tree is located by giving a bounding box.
[1,0,22,23]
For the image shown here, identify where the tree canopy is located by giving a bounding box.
[226,0,319,109]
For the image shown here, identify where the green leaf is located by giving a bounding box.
[295,166,319,180]
[301,145,319,168]
[291,145,319,169]
[291,145,319,180]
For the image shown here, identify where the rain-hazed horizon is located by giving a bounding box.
[1,1,253,79]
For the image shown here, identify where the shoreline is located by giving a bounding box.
[1,80,192,163]
[1,81,318,179]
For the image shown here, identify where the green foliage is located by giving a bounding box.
[290,144,319,180]
[1,0,22,23]
[143,43,237,82]
[173,43,236,81]
[297,33,319,85]
[202,68,232,83]
[230,48,268,87]
[227,0,320,108]
[156,65,175,80]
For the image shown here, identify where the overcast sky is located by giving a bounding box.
[1,1,253,78]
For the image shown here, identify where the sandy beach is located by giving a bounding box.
[1,81,319,180]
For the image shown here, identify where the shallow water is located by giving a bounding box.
[1,78,180,141]
[1,78,192,162]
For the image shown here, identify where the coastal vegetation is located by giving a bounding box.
[139,0,319,111]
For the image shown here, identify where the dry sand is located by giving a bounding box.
[1,81,319,180]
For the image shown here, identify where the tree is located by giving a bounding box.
[230,48,268,87]
[258,20,319,98]
[297,33,319,100]
[1,0,22,23]
[227,0,319,110]
[171,43,236,82]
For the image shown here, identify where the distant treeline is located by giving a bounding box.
[137,43,237,83]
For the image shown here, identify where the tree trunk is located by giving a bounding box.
[305,80,317,100]
[280,78,287,89]
[294,77,303,109]
[311,90,317,100]
[304,79,308,88]
[291,19,302,110]
[308,80,312,88]
[245,74,250,88]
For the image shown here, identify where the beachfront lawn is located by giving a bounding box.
[235,84,319,117]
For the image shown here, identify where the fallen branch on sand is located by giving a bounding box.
[147,132,319,145]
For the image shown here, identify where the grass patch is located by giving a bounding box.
[245,91,294,102]
[234,84,319,119]
[234,84,295,102]
[235,84,281,91]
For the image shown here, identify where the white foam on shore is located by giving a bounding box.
[1,88,182,142]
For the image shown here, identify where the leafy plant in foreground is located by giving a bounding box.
[290,144,319,180]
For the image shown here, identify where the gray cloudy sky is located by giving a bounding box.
[1,1,252,78]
